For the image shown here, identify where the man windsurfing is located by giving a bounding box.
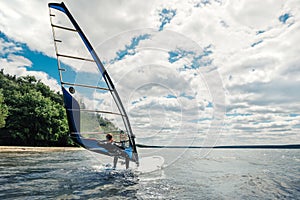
[105,133,130,169]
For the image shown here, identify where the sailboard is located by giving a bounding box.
[48,2,138,165]
[134,156,164,174]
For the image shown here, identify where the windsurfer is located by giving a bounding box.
[105,133,118,169]
[106,133,129,169]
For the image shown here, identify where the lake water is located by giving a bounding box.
[0,148,299,199]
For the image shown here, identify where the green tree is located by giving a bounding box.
[0,70,74,146]
[0,90,8,128]
[5,90,70,146]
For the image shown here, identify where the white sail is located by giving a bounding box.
[49,2,138,164]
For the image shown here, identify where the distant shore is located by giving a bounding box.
[0,146,83,152]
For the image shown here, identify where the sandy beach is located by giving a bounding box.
[0,146,83,152]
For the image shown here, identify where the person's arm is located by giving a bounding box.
[112,142,125,150]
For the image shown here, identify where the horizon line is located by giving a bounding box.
[136,144,300,149]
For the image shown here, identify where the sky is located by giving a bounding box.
[0,0,299,146]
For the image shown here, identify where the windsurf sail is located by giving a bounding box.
[48,2,138,164]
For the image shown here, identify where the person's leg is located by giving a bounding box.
[125,157,129,169]
[113,156,118,169]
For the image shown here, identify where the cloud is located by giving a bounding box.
[226,0,285,29]
[168,45,213,69]
[0,0,299,145]
[0,0,55,56]
[0,37,60,91]
[0,37,22,56]
[0,56,60,92]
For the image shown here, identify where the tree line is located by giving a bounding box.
[0,69,75,146]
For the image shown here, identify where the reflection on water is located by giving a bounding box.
[0,149,299,199]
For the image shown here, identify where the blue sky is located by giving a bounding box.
[0,32,59,81]
[0,0,300,145]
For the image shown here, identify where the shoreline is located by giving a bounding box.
[0,146,83,152]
